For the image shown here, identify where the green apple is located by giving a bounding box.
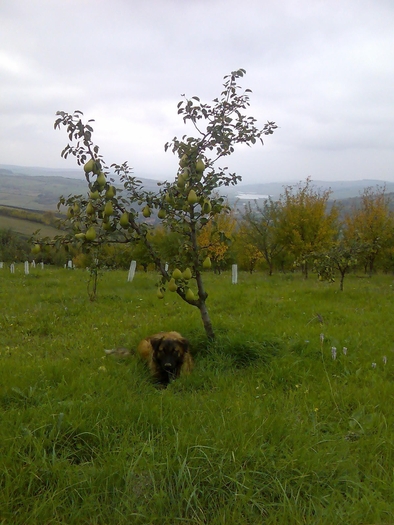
[195,159,205,173]
[202,256,211,269]
[172,268,182,280]
[202,199,212,214]
[31,243,41,254]
[105,185,116,200]
[168,278,177,292]
[187,189,198,205]
[90,190,100,200]
[176,175,186,190]
[104,201,114,216]
[183,267,192,280]
[84,158,95,173]
[119,212,129,228]
[185,288,195,302]
[85,226,97,242]
[74,233,86,240]
[97,172,106,188]
[142,206,151,218]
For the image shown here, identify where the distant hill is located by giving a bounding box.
[226,179,394,203]
[1,164,394,211]
[0,164,163,211]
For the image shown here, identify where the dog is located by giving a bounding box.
[137,331,193,385]
[105,331,193,386]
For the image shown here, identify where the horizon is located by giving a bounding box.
[1,163,394,187]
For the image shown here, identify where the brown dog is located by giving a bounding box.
[137,331,193,385]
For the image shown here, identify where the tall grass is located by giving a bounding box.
[0,266,393,524]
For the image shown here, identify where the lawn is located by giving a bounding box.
[0,266,393,524]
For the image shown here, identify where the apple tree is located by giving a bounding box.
[311,239,364,291]
[51,69,277,339]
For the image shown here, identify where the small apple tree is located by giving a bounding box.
[52,69,276,339]
[311,240,364,291]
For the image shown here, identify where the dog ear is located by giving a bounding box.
[150,336,163,352]
[179,337,190,353]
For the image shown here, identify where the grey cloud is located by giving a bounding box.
[1,0,394,183]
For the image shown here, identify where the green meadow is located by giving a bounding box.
[0,267,393,524]
[0,215,60,238]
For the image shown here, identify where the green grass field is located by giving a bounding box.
[0,215,61,238]
[0,267,393,524]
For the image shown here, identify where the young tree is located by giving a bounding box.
[49,69,276,339]
[275,177,339,277]
[343,185,394,275]
[234,228,264,273]
[240,198,283,275]
[0,229,30,262]
[311,239,364,291]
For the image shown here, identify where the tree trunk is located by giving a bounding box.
[340,271,345,291]
[198,300,215,340]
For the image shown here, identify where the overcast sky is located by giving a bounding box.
[1,0,393,185]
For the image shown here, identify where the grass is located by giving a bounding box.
[0,266,393,524]
[0,215,60,237]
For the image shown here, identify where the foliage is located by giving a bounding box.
[48,69,277,338]
[343,185,394,274]
[197,206,236,273]
[0,229,31,262]
[240,199,283,275]
[233,220,264,273]
[311,239,365,291]
[275,177,339,277]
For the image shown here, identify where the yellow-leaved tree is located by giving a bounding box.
[275,177,339,277]
[197,206,236,273]
[344,185,394,275]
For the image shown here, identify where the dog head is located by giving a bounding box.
[150,334,189,384]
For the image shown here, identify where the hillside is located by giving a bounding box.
[0,213,61,238]
[0,165,163,211]
[226,179,394,202]
[1,164,394,214]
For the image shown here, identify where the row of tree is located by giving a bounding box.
[238,178,394,289]
[0,206,59,227]
[6,177,390,290]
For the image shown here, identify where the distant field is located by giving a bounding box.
[0,215,61,237]
[0,168,162,212]
[0,172,89,211]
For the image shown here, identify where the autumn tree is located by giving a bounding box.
[197,205,236,274]
[311,239,364,291]
[0,229,30,262]
[240,198,283,275]
[343,185,394,275]
[45,69,276,339]
[275,178,339,277]
[233,221,264,273]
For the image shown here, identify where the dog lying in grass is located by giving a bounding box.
[105,331,193,386]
